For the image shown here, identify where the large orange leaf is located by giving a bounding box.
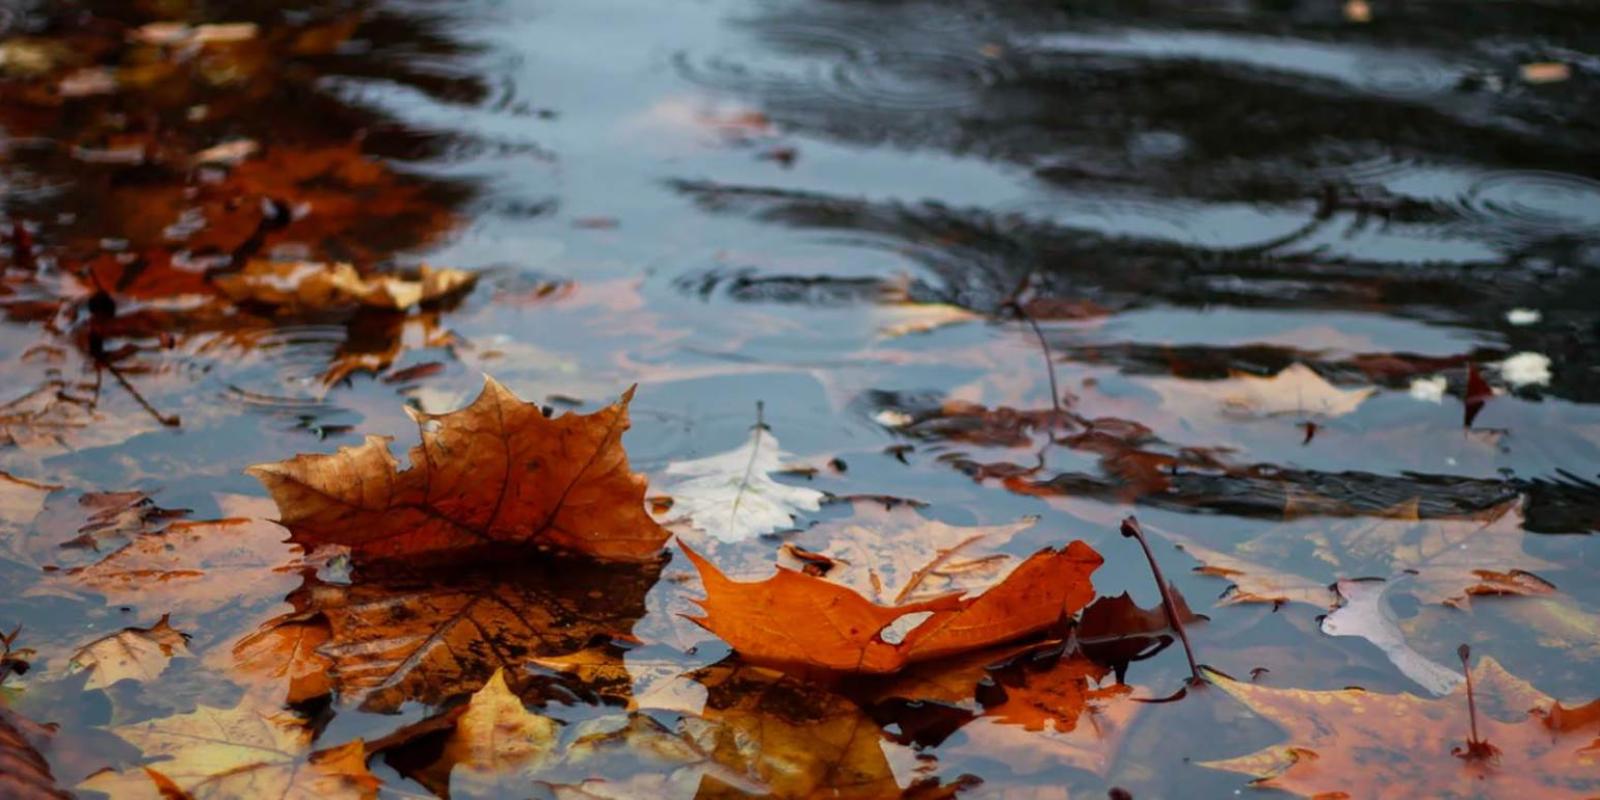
[683,539,1101,674]
[1203,658,1600,798]
[248,377,669,564]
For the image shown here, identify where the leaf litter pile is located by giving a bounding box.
[2,1,1600,798]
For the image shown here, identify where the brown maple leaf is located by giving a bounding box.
[1203,657,1600,798]
[683,538,1102,674]
[248,377,669,564]
[966,650,1139,776]
[81,697,379,799]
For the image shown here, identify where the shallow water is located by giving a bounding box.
[2,0,1599,797]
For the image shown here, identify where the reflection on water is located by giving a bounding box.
[2,0,1599,796]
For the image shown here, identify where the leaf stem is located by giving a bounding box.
[1120,516,1204,685]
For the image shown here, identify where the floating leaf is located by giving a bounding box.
[215,260,476,312]
[1152,363,1375,420]
[249,377,668,564]
[683,539,1101,673]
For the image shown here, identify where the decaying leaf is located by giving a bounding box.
[68,615,192,690]
[1,707,70,800]
[1203,657,1600,798]
[249,377,669,564]
[1319,579,1463,696]
[215,260,476,312]
[284,554,659,710]
[773,500,1038,606]
[59,518,302,619]
[81,697,378,799]
[1152,363,1376,419]
[683,539,1101,673]
[662,428,824,543]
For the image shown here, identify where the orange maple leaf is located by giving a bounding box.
[1203,658,1600,798]
[248,377,669,564]
[682,540,1102,674]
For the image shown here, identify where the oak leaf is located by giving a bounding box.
[81,697,378,799]
[1203,658,1600,798]
[67,615,191,690]
[682,539,1101,673]
[662,428,824,543]
[248,377,669,564]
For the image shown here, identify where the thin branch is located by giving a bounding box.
[1120,516,1204,685]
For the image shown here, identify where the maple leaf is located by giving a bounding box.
[273,554,660,710]
[682,538,1101,674]
[771,499,1038,606]
[1151,363,1376,419]
[57,518,303,619]
[662,428,824,543]
[81,697,379,799]
[1,706,70,800]
[67,615,191,690]
[1203,657,1600,798]
[249,377,668,564]
[214,260,476,312]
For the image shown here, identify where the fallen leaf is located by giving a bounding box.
[1152,363,1375,420]
[773,499,1039,606]
[662,428,824,543]
[875,302,982,338]
[215,260,476,312]
[82,697,378,799]
[249,377,669,564]
[290,554,660,710]
[68,615,192,690]
[59,518,302,619]
[1203,657,1600,798]
[683,539,1101,674]
[0,707,70,800]
[1319,579,1463,696]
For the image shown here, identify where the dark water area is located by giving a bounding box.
[2,0,1599,797]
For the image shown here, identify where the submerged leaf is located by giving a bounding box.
[0,707,70,800]
[1320,578,1463,696]
[215,260,476,312]
[249,377,669,564]
[1152,363,1376,420]
[1203,658,1600,798]
[662,429,824,543]
[83,697,378,799]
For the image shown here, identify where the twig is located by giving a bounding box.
[102,361,180,427]
[999,274,1065,432]
[1120,516,1204,685]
